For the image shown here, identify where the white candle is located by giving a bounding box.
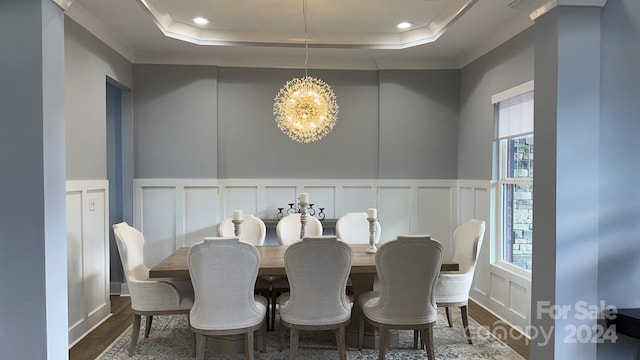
[233,209,243,221]
[367,208,377,219]
[299,192,309,203]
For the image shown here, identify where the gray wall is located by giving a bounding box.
[133,65,218,179]
[217,68,380,179]
[379,70,459,179]
[597,0,640,357]
[134,66,460,179]
[458,29,534,180]
[65,18,134,290]
[65,20,132,180]
[0,1,67,358]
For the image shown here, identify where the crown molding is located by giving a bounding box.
[507,0,607,20]
[50,0,73,11]
[64,2,136,62]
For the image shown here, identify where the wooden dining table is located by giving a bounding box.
[149,242,458,349]
[149,243,458,279]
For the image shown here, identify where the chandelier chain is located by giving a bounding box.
[303,0,308,77]
[273,0,338,143]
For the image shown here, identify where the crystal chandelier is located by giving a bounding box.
[273,0,338,143]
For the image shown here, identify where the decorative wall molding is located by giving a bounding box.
[51,0,73,11]
[66,180,111,347]
[129,177,532,336]
[134,178,462,262]
[507,0,607,20]
[458,179,533,336]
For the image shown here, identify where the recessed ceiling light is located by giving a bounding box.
[193,17,209,26]
[397,22,412,30]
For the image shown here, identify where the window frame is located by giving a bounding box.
[492,81,534,277]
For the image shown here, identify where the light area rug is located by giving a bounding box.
[97,309,524,359]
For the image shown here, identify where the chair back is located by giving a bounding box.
[276,213,323,245]
[281,236,352,325]
[112,222,149,282]
[218,214,266,246]
[451,219,486,274]
[188,238,265,330]
[368,235,443,324]
[335,212,381,244]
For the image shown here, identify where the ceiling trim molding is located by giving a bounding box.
[507,0,607,20]
[50,0,73,11]
[65,2,136,62]
[136,0,478,50]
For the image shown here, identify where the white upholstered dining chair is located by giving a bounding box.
[336,212,383,291]
[112,222,193,357]
[188,238,268,360]
[358,235,443,360]
[218,213,273,329]
[270,213,324,330]
[278,236,353,360]
[275,213,323,245]
[335,212,381,244]
[218,213,266,246]
[434,218,486,344]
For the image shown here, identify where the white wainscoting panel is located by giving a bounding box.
[140,186,177,267]
[459,180,532,338]
[377,184,412,242]
[264,185,297,219]
[490,272,508,306]
[302,185,336,219]
[135,179,459,250]
[134,178,532,335]
[417,184,456,258]
[342,185,375,214]
[66,180,110,347]
[509,281,529,319]
[224,186,259,218]
[184,186,220,246]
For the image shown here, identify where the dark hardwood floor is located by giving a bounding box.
[69,296,530,360]
[69,296,132,360]
[469,300,530,360]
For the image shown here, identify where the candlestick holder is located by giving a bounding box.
[299,201,308,239]
[366,217,379,254]
[276,203,326,220]
[232,219,243,237]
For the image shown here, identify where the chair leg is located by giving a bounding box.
[244,330,254,360]
[129,314,142,356]
[461,305,472,344]
[188,316,195,357]
[336,326,347,360]
[358,315,364,350]
[445,307,453,327]
[195,333,206,360]
[424,326,435,360]
[415,328,425,349]
[378,326,387,360]
[289,327,299,360]
[144,315,153,338]
[260,320,267,352]
[279,323,285,351]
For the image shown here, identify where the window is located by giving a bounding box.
[493,82,534,271]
